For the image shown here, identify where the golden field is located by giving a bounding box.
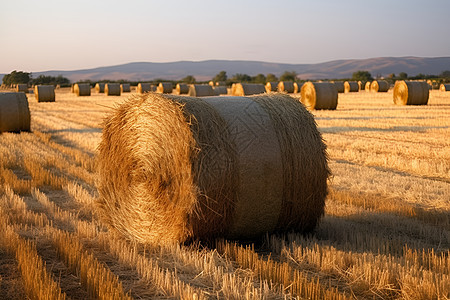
[0,88,448,299]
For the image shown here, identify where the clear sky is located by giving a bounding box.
[1,0,449,73]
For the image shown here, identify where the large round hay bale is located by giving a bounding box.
[188,85,214,97]
[157,82,173,94]
[176,83,189,95]
[97,93,329,244]
[105,83,121,96]
[277,81,295,93]
[300,82,338,110]
[0,92,31,133]
[120,83,131,93]
[440,84,450,92]
[365,81,371,91]
[34,85,55,102]
[294,82,304,93]
[332,81,345,93]
[95,83,105,93]
[232,83,265,96]
[74,83,91,96]
[213,86,228,95]
[137,83,154,94]
[16,84,28,93]
[370,80,389,92]
[265,82,278,93]
[393,81,429,105]
[344,81,359,93]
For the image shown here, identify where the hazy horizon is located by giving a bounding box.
[1,0,450,73]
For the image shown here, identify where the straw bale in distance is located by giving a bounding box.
[358,81,365,90]
[157,82,173,94]
[176,83,189,95]
[300,82,338,110]
[97,93,329,244]
[393,80,429,105]
[0,92,31,132]
[370,80,389,92]
[344,81,359,93]
[265,82,277,93]
[34,85,55,102]
[188,85,214,97]
[120,83,131,93]
[74,83,91,96]
[277,81,295,93]
[332,81,345,93]
[232,83,265,96]
[215,81,226,86]
[95,83,105,93]
[105,83,121,96]
[213,86,228,95]
[365,81,371,91]
[440,84,450,92]
[294,82,304,93]
[137,83,153,94]
[16,84,28,93]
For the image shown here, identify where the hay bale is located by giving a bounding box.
[157,82,173,94]
[34,85,55,102]
[215,81,226,86]
[176,83,189,95]
[365,81,371,91]
[105,83,121,96]
[74,83,91,96]
[120,83,131,93]
[294,82,304,93]
[344,81,359,93]
[232,83,265,96]
[97,93,329,244]
[0,92,31,133]
[370,80,389,92]
[265,82,278,93]
[358,81,365,91]
[213,86,228,95]
[95,83,105,93]
[393,81,429,105]
[332,81,345,93]
[300,82,338,110]
[277,81,295,93]
[16,84,28,93]
[188,85,214,97]
[440,84,450,92]
[137,83,153,94]
[208,81,215,86]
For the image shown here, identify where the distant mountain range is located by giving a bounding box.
[2,56,450,82]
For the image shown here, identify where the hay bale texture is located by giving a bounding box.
[344,81,359,93]
[34,85,55,102]
[16,84,28,93]
[440,84,450,92]
[370,80,389,92]
[0,92,31,133]
[332,81,345,93]
[188,85,214,97]
[95,83,105,93]
[97,93,329,244]
[393,81,429,105]
[213,86,228,95]
[294,83,303,94]
[121,84,131,93]
[137,83,154,94]
[105,83,121,96]
[176,83,189,95]
[157,82,173,94]
[277,81,295,93]
[365,81,371,91]
[358,81,365,91]
[265,82,278,93]
[232,83,265,96]
[300,82,338,110]
[74,83,91,96]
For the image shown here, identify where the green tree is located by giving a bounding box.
[213,71,227,82]
[181,75,196,84]
[31,75,70,86]
[440,70,450,78]
[398,72,408,79]
[231,73,252,83]
[266,73,278,82]
[2,70,31,85]
[252,73,266,84]
[351,70,373,82]
[280,71,298,82]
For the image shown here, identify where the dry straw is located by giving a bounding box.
[34,85,55,102]
[16,84,28,93]
[120,83,131,93]
[370,80,389,92]
[176,83,189,95]
[74,83,91,96]
[265,82,278,93]
[365,81,371,91]
[105,83,121,96]
[95,83,105,93]
[188,84,214,97]
[277,81,295,93]
[440,84,450,92]
[157,82,173,94]
[332,81,345,93]
[232,83,265,96]
[358,81,365,91]
[97,93,329,244]
[294,82,303,93]
[344,81,359,93]
[393,80,429,105]
[300,82,338,110]
[0,92,31,132]
[137,83,154,94]
[213,86,228,95]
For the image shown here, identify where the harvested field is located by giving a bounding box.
[0,88,448,299]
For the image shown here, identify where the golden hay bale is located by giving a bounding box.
[370,80,389,92]
[0,92,31,133]
[358,81,365,91]
[16,84,28,93]
[213,86,228,95]
[120,83,131,93]
[188,85,214,97]
[232,83,265,96]
[34,85,55,102]
[300,82,338,110]
[97,93,329,244]
[215,81,226,86]
[332,81,345,93]
[208,81,215,86]
[277,81,295,93]
[176,83,189,95]
[74,83,91,96]
[393,81,429,105]
[294,82,304,93]
[440,84,450,92]
[265,82,278,93]
[95,83,105,93]
[344,81,359,93]
[105,83,121,96]
[157,82,173,94]
[137,83,153,94]
[365,81,371,91]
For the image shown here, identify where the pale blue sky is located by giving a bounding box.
[1,0,449,73]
